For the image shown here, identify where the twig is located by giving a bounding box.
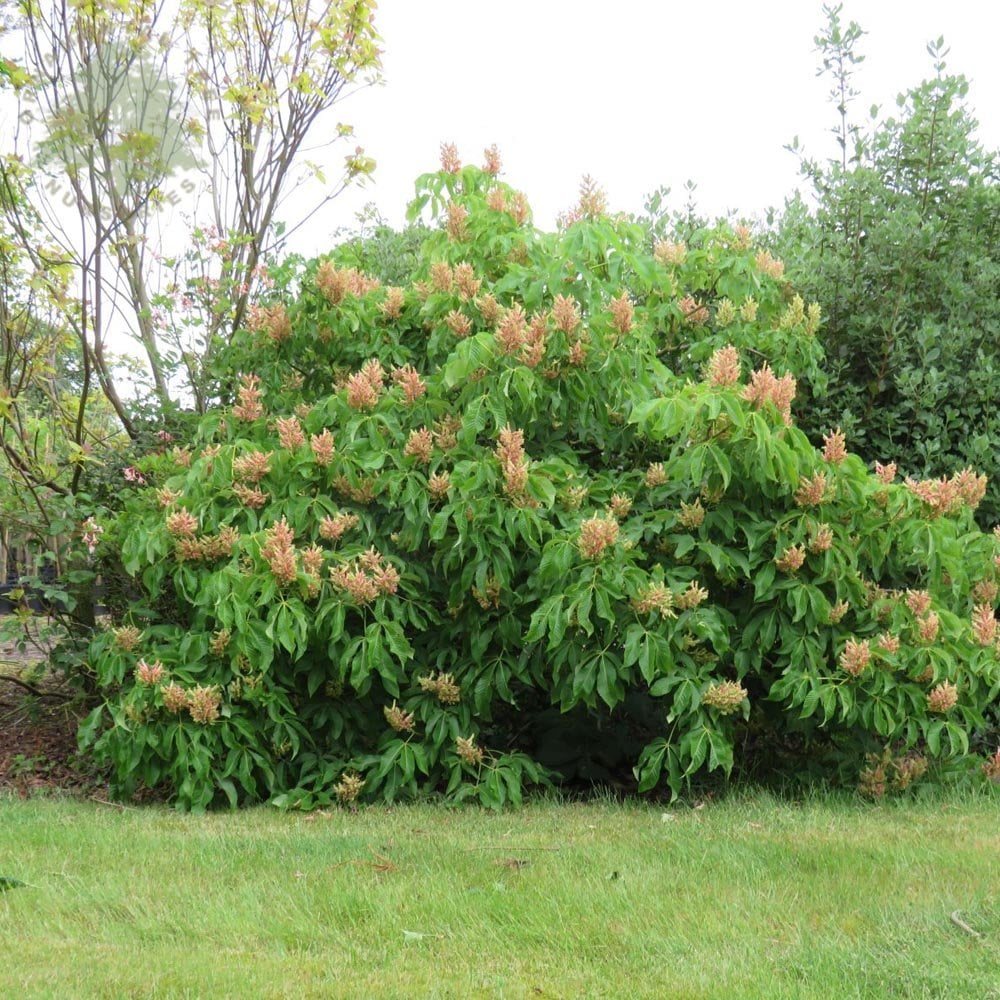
[87,796,135,811]
[950,910,983,939]
[459,846,560,852]
[0,673,72,700]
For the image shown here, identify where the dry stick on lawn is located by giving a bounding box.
[950,911,984,939]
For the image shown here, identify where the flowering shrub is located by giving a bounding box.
[80,147,1000,809]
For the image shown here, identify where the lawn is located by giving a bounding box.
[1,791,997,999]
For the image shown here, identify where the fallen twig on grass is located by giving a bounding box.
[950,910,983,939]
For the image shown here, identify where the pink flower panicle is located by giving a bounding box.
[775,544,806,574]
[166,510,198,537]
[839,638,871,677]
[905,590,932,618]
[927,681,958,714]
[453,263,481,301]
[704,345,741,387]
[135,659,164,685]
[319,512,360,542]
[874,461,897,485]
[330,549,399,604]
[495,426,533,503]
[246,302,291,343]
[315,261,379,305]
[971,603,997,646]
[743,364,796,425]
[678,296,709,326]
[232,451,272,483]
[276,416,305,451]
[311,429,335,466]
[822,427,847,464]
[551,294,581,335]
[261,518,297,585]
[808,522,834,553]
[578,515,619,559]
[404,427,434,465]
[233,374,265,422]
[632,583,675,618]
[187,684,221,725]
[440,142,461,173]
[445,309,473,338]
[391,365,427,404]
[495,304,527,355]
[380,286,406,320]
[755,250,785,280]
[917,611,940,644]
[795,472,828,507]
[609,292,634,335]
[482,144,502,175]
[446,201,469,241]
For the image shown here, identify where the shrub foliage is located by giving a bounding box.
[81,148,1000,809]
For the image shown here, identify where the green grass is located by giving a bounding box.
[1,790,998,999]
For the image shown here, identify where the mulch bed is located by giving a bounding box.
[0,621,104,797]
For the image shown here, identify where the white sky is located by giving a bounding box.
[310,0,1000,242]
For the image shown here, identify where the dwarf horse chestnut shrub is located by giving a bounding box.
[80,147,1000,810]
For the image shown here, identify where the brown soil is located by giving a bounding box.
[0,621,104,797]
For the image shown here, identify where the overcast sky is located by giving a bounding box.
[308,0,1000,244]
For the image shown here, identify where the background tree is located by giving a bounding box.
[775,5,1000,524]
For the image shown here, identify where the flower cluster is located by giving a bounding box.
[704,345,741,387]
[419,671,461,704]
[404,427,434,464]
[380,286,405,320]
[456,736,484,766]
[276,416,305,451]
[653,239,686,266]
[550,294,580,335]
[319,513,362,546]
[775,544,806,574]
[632,583,675,618]
[645,463,667,487]
[822,427,847,464]
[702,681,747,715]
[261,518,297,585]
[678,295,709,326]
[578,514,619,559]
[428,471,451,501]
[135,659,164,685]
[315,261,379,305]
[330,549,400,604]
[677,499,705,529]
[82,517,103,555]
[795,472,828,508]
[310,429,335,465]
[166,509,198,537]
[346,359,385,411]
[246,302,291,343]
[839,638,871,677]
[391,364,427,403]
[755,250,785,279]
[384,701,415,733]
[446,201,469,241]
[233,374,264,422]
[927,681,958,713]
[187,685,222,724]
[904,468,988,517]
[233,451,272,483]
[743,363,796,425]
[828,600,849,625]
[971,603,998,646]
[607,493,632,520]
[609,292,634,335]
[675,581,709,610]
[335,773,365,803]
[113,625,142,652]
[495,426,531,503]
[808,522,834,553]
[495,303,527,355]
[175,526,239,563]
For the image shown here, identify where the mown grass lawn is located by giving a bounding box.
[1,790,997,999]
